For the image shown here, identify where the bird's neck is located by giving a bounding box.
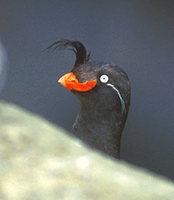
[72,103,125,158]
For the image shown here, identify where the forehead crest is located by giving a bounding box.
[46,39,90,67]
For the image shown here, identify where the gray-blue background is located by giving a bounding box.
[0,0,174,179]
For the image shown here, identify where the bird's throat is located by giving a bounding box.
[72,105,125,158]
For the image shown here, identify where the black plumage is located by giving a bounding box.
[48,40,131,159]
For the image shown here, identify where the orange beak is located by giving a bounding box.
[58,72,96,92]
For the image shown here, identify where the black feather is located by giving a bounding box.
[46,39,90,66]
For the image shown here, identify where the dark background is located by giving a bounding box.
[0,0,174,180]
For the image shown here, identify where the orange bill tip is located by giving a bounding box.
[58,72,96,92]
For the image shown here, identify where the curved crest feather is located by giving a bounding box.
[46,39,90,66]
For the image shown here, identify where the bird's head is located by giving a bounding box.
[47,40,130,115]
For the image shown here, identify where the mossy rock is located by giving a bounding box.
[0,101,174,200]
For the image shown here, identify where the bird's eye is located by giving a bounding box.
[100,74,109,83]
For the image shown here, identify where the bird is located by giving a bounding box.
[47,40,131,159]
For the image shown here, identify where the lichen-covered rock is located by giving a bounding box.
[0,101,174,200]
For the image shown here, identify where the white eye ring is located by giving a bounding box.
[100,74,109,83]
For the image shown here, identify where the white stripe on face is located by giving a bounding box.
[107,83,126,114]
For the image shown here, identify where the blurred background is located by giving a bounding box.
[0,0,173,180]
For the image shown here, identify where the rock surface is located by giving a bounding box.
[0,101,174,200]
